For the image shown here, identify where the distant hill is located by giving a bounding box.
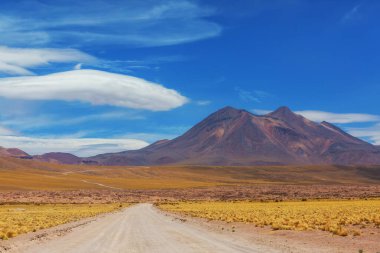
[0,146,31,158]
[88,106,380,166]
[33,152,83,165]
[3,106,379,166]
[0,155,380,191]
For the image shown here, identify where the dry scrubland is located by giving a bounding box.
[1,157,380,192]
[1,157,380,245]
[159,200,380,236]
[1,185,380,204]
[1,157,379,203]
[0,203,124,240]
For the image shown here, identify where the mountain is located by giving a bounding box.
[0,146,30,158]
[33,152,82,164]
[89,106,380,166]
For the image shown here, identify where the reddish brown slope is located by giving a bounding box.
[0,146,30,158]
[90,106,380,166]
[33,152,82,164]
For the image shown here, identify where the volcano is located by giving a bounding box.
[89,106,380,166]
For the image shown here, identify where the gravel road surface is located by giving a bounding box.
[15,203,278,253]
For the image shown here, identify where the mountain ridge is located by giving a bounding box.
[89,106,380,166]
[3,106,380,166]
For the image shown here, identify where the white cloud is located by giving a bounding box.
[0,111,146,132]
[252,109,380,124]
[0,0,222,47]
[74,63,82,70]
[195,100,211,106]
[236,88,270,103]
[120,132,178,143]
[347,124,380,145]
[0,69,188,111]
[0,46,96,75]
[0,126,16,136]
[295,110,380,124]
[251,109,271,115]
[0,135,149,157]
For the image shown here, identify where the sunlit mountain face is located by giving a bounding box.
[56,106,379,166]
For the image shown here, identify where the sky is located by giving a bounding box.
[0,0,380,156]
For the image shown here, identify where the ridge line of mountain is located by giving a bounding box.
[2,106,380,166]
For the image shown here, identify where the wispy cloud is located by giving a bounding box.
[236,88,270,103]
[0,69,189,111]
[295,110,380,124]
[0,0,222,47]
[252,108,380,124]
[251,109,271,115]
[341,4,362,23]
[118,132,178,143]
[0,46,96,75]
[347,124,380,145]
[0,111,146,132]
[74,63,82,70]
[97,55,188,74]
[195,100,211,106]
[0,135,148,156]
[0,125,16,136]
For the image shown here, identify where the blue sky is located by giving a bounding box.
[0,0,380,156]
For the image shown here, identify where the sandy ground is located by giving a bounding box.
[1,204,379,253]
[166,212,380,253]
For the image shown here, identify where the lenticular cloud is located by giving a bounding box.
[0,46,96,75]
[0,69,188,111]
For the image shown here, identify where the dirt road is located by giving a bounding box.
[10,204,277,253]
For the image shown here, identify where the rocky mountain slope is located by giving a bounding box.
[89,106,380,166]
[3,106,379,166]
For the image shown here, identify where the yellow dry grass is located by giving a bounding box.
[0,203,125,240]
[159,200,380,236]
[0,156,379,191]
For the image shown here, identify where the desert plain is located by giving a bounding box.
[0,156,379,253]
